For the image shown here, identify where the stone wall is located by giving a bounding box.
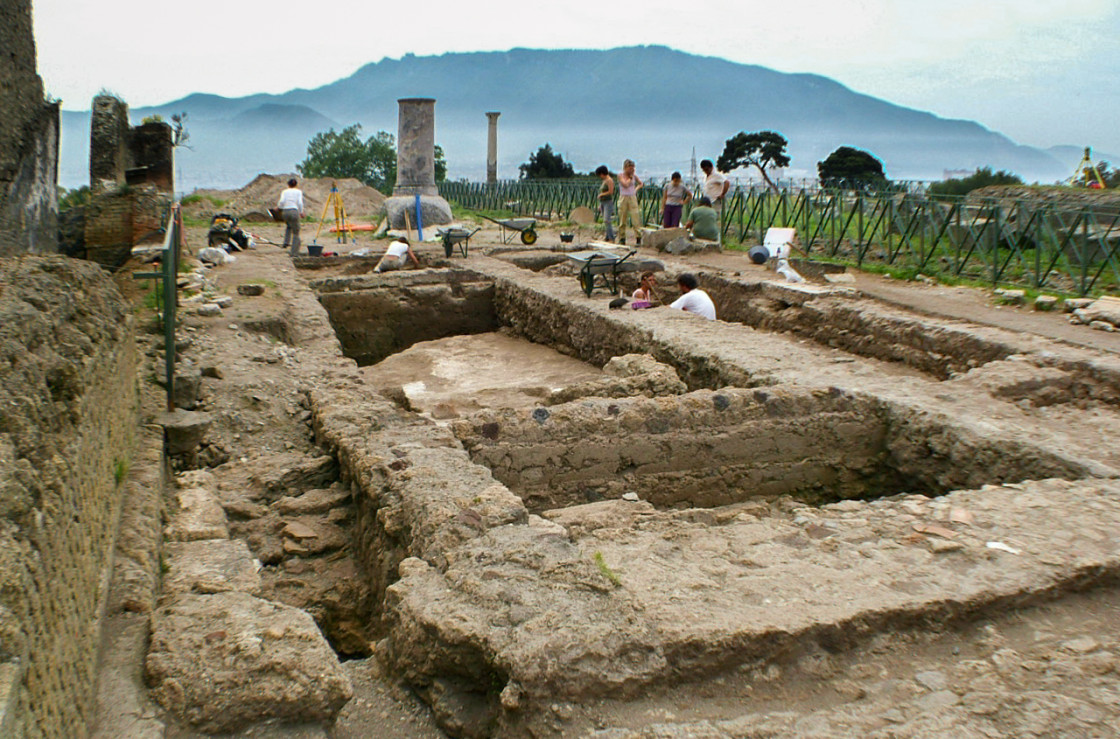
[0,0,59,257]
[314,271,500,366]
[0,257,138,737]
[89,96,131,193]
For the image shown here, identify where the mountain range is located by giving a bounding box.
[57,46,1100,192]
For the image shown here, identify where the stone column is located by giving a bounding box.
[385,97,451,229]
[486,112,500,184]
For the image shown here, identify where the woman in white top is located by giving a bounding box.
[374,237,420,272]
[276,178,305,257]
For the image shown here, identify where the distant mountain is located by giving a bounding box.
[58,46,1073,191]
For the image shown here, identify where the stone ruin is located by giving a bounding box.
[0,0,59,258]
[68,95,175,268]
[382,97,453,230]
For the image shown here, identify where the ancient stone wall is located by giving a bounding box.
[89,96,131,193]
[0,257,138,737]
[315,272,500,366]
[0,0,59,257]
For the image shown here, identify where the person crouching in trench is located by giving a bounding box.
[374,237,421,273]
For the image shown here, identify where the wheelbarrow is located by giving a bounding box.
[436,226,480,258]
[567,249,636,297]
[480,215,538,245]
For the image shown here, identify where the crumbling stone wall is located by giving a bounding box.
[0,257,138,736]
[0,0,60,257]
[83,96,174,268]
[89,96,131,193]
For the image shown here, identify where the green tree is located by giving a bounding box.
[435,145,448,183]
[927,167,1023,199]
[818,146,887,189]
[297,125,446,194]
[716,131,790,192]
[519,143,576,179]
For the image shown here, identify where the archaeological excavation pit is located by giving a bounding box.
[452,385,1092,513]
[313,269,500,366]
[298,263,1120,738]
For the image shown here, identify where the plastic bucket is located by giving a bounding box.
[307,245,324,257]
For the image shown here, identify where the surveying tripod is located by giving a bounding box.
[310,181,355,245]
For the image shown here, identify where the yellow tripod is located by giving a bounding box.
[1069,147,1107,189]
[310,181,355,244]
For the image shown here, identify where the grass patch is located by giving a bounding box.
[181,193,228,208]
[113,458,130,485]
[593,551,622,587]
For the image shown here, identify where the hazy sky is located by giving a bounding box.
[30,0,1120,158]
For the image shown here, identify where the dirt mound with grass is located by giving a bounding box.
[183,175,387,222]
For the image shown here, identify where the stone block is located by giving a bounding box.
[384,195,452,230]
[166,487,229,542]
[172,370,202,410]
[163,539,260,595]
[237,284,265,296]
[1033,295,1058,311]
[146,592,353,733]
[640,227,687,251]
[160,410,212,455]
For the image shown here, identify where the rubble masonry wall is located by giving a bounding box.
[0,257,138,736]
[0,0,59,257]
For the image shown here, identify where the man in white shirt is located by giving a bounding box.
[374,237,420,272]
[701,159,729,243]
[669,273,716,320]
[276,178,305,257]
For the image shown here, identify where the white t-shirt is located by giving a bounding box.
[277,187,304,211]
[704,171,728,203]
[385,240,410,258]
[670,289,716,320]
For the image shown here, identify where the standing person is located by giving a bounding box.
[669,273,716,320]
[661,171,692,228]
[595,165,615,243]
[617,159,643,245]
[700,159,729,241]
[277,178,305,257]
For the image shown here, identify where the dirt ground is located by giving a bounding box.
[100,216,1120,738]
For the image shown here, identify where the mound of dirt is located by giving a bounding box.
[183,174,387,222]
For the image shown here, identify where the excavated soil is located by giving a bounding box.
[183,174,387,223]
[99,219,1120,738]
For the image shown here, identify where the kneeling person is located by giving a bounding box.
[374,237,420,273]
[669,273,716,320]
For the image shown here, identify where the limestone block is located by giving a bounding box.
[171,369,202,410]
[273,486,351,515]
[159,410,212,455]
[146,592,352,732]
[163,539,260,595]
[1077,297,1120,327]
[1062,298,1094,313]
[166,486,229,542]
[640,227,686,251]
[1033,295,1058,311]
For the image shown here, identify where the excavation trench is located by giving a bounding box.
[302,268,1108,738]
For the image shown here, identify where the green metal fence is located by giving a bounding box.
[440,180,1120,296]
[133,203,183,410]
